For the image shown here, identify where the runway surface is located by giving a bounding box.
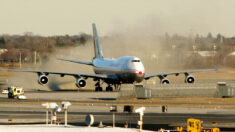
[1,106,235,131]
[1,77,235,131]
[1,90,235,131]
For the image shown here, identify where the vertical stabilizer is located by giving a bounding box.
[92,23,103,59]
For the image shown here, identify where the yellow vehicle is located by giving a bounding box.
[187,118,202,132]
[187,118,219,132]
[8,86,24,98]
[203,128,220,132]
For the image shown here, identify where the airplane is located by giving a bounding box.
[0,23,217,91]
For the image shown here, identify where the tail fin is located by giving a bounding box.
[92,23,103,59]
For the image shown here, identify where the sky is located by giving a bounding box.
[1,0,235,37]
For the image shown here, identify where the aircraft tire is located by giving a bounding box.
[95,87,103,92]
[106,87,113,92]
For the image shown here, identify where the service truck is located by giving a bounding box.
[8,86,24,99]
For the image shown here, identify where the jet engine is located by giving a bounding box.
[38,75,49,85]
[75,78,86,88]
[161,78,170,84]
[185,75,195,83]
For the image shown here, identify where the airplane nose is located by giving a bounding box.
[136,70,144,75]
[135,71,144,83]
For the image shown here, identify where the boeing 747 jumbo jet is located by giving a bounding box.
[0,24,217,91]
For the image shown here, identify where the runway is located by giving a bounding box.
[1,106,235,131]
[2,90,235,108]
[1,90,235,131]
[1,77,235,131]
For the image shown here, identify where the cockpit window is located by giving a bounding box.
[131,60,140,62]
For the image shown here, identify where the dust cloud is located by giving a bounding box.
[6,16,216,90]
[7,42,95,91]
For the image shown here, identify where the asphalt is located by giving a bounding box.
[1,90,235,131]
[1,109,235,131]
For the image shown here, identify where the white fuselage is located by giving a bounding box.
[93,56,145,83]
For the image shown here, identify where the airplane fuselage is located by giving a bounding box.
[93,56,145,83]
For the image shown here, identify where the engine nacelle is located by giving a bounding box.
[185,75,195,83]
[75,78,86,88]
[38,75,49,85]
[161,78,170,84]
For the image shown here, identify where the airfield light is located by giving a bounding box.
[42,103,49,124]
[135,107,146,132]
[109,105,117,128]
[62,101,72,126]
[42,102,61,125]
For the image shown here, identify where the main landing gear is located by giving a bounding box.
[95,81,117,92]
[105,84,121,92]
[106,85,113,92]
[95,81,103,92]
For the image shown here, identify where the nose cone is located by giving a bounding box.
[134,72,145,83]
[133,63,145,83]
[125,57,145,83]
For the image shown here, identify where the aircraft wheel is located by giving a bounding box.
[106,87,113,92]
[95,87,103,92]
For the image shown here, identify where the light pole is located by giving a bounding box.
[42,103,49,124]
[42,103,61,125]
[135,107,146,132]
[110,105,117,128]
[34,51,37,65]
[172,45,176,66]
[62,101,71,126]
[19,52,22,68]
[213,44,217,65]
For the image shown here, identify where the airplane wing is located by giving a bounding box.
[57,58,93,66]
[0,69,115,80]
[144,65,217,80]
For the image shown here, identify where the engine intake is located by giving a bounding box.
[38,75,49,85]
[76,78,86,88]
[161,78,170,84]
[185,75,195,83]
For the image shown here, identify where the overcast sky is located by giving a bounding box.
[1,0,235,37]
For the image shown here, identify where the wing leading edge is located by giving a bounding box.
[57,58,93,66]
[0,69,112,80]
[144,65,217,80]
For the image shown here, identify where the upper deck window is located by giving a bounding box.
[131,60,140,62]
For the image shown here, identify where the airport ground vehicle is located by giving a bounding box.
[158,130,179,132]
[187,118,219,132]
[159,118,219,132]
[8,86,24,98]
